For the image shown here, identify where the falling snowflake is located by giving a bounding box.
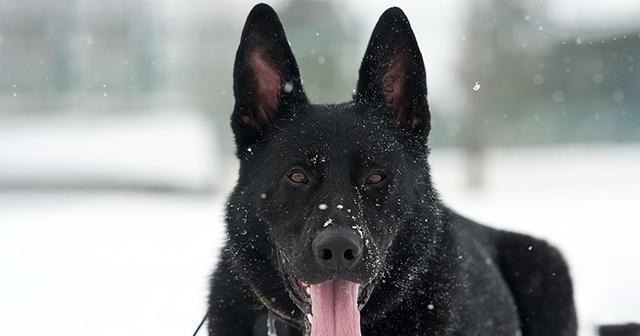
[283,81,293,93]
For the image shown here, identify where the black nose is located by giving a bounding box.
[312,228,363,271]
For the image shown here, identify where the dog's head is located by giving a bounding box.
[227,4,433,334]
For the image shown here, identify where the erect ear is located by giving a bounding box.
[232,4,307,147]
[355,7,430,134]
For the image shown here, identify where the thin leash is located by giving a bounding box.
[192,312,207,336]
[192,311,280,336]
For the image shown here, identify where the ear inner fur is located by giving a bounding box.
[246,52,282,128]
[382,59,410,125]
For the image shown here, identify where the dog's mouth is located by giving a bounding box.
[283,271,376,313]
[283,270,375,336]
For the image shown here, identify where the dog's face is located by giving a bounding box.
[228,4,430,333]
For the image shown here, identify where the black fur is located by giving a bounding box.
[599,323,640,336]
[208,4,577,335]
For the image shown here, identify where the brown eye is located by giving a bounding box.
[366,173,385,185]
[288,171,308,184]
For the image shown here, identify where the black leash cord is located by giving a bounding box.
[192,313,207,336]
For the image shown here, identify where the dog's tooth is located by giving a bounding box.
[306,287,311,296]
[307,314,313,324]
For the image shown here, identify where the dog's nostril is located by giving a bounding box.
[344,249,355,260]
[322,249,333,260]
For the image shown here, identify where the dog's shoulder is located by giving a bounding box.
[493,229,577,335]
[446,208,577,336]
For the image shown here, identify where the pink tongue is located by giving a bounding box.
[309,280,361,336]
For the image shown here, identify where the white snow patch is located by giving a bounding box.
[351,225,364,239]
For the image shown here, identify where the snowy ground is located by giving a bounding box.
[0,113,638,336]
[0,192,225,336]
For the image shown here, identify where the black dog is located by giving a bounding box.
[208,4,577,336]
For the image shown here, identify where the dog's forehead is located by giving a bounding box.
[270,104,404,163]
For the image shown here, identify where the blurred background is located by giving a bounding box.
[0,1,638,335]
